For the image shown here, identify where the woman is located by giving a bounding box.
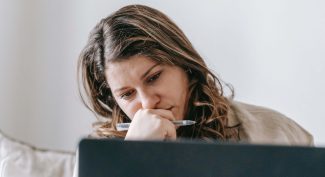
[78,4,313,145]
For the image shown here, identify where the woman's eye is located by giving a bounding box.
[147,72,161,83]
[120,90,134,100]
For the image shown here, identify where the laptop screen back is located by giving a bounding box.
[78,139,325,177]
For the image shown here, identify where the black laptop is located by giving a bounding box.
[78,139,325,177]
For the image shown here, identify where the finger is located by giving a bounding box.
[147,109,176,121]
[162,119,177,140]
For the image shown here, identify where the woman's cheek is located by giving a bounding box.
[125,102,140,120]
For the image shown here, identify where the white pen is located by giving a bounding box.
[116,120,196,131]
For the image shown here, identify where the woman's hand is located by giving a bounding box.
[124,109,177,141]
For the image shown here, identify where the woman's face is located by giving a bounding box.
[105,55,189,121]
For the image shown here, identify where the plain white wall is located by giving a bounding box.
[0,0,324,151]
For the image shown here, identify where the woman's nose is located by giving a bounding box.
[138,90,160,109]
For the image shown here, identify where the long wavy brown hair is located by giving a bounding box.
[78,4,235,141]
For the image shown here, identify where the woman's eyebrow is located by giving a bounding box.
[140,63,160,80]
[113,86,128,95]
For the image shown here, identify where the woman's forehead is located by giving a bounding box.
[106,55,157,72]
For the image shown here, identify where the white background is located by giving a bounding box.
[0,0,324,151]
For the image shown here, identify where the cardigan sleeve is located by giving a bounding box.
[230,101,314,146]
